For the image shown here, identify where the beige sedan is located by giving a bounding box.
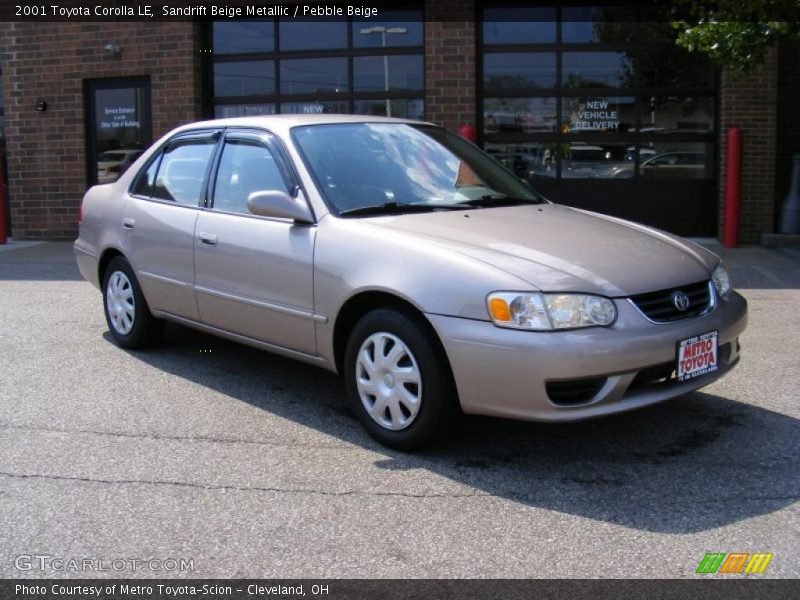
[75,115,747,449]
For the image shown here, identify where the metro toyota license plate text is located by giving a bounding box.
[677,330,718,382]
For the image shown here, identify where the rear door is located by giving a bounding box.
[122,130,220,320]
[193,130,317,354]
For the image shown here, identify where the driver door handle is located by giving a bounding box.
[122,218,135,230]
[199,232,218,246]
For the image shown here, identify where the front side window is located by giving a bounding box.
[212,140,289,214]
[151,138,217,205]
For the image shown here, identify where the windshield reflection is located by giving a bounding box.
[291,123,541,215]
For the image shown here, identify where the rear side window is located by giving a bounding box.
[212,140,289,214]
[146,138,217,205]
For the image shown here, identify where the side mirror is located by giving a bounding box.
[246,190,314,224]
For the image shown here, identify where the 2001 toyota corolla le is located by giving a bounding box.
[75,115,747,449]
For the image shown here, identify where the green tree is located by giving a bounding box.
[671,0,800,74]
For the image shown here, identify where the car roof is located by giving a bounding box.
[171,114,433,138]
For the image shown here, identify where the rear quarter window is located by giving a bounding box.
[131,155,160,197]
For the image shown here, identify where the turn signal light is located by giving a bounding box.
[488,297,511,322]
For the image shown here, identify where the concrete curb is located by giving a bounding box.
[761,233,800,248]
[0,240,45,253]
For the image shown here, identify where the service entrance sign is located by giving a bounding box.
[85,77,151,186]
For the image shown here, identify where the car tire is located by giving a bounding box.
[344,307,459,450]
[102,256,164,349]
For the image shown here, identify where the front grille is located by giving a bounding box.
[546,377,607,406]
[630,280,712,323]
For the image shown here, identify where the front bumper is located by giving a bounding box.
[427,291,747,421]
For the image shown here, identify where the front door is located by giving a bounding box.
[194,131,317,355]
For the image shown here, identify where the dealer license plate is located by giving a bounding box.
[676,330,718,382]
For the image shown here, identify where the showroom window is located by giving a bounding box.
[479,5,717,182]
[209,8,424,119]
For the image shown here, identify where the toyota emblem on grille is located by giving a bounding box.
[671,290,691,311]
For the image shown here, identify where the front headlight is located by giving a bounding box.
[487,292,617,331]
[712,262,731,297]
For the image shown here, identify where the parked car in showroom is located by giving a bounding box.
[75,115,747,449]
[608,151,708,179]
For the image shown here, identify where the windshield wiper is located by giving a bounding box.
[462,194,545,207]
[339,202,467,217]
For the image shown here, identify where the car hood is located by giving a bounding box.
[365,203,718,297]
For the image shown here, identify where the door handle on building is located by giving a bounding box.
[121,218,135,230]
[199,232,218,246]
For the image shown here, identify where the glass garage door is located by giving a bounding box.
[479,5,718,236]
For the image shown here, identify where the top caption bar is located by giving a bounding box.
[3,0,796,22]
[0,1,734,23]
[7,1,384,20]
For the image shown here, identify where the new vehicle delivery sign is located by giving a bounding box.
[677,330,719,382]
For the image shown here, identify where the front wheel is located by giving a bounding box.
[344,308,459,450]
[102,256,164,349]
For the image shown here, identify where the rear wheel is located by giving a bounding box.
[102,257,164,349]
[344,308,459,450]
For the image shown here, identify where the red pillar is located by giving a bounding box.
[458,124,477,144]
[723,128,742,248]
[0,149,7,245]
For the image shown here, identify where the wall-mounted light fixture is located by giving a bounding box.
[35,100,47,112]
[104,43,121,56]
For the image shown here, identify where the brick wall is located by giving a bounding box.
[776,39,800,217]
[1,14,788,243]
[0,22,203,240]
[424,0,476,132]
[717,47,778,244]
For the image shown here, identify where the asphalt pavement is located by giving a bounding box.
[0,240,798,578]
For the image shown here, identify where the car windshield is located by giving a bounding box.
[291,123,544,216]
